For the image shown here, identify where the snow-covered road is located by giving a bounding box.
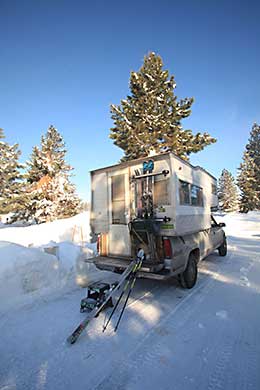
[1,221,260,389]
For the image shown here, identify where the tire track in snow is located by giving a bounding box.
[207,339,233,390]
[237,327,260,390]
[94,253,232,390]
[2,253,228,390]
[94,265,219,390]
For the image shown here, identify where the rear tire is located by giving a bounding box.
[218,236,227,257]
[179,253,198,289]
[114,267,124,274]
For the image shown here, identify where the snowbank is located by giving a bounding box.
[0,212,90,246]
[50,240,107,287]
[0,241,61,311]
[0,212,112,311]
[214,211,260,238]
[0,240,106,312]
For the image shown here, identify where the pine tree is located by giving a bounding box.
[26,146,44,183]
[110,52,216,161]
[13,125,82,223]
[218,169,239,212]
[0,128,24,214]
[246,122,260,167]
[237,123,260,212]
[52,173,82,219]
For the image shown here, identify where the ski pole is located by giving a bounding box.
[114,255,143,332]
[67,259,137,344]
[102,272,134,332]
[103,249,145,332]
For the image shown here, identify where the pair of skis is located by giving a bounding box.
[102,252,143,333]
[67,249,144,344]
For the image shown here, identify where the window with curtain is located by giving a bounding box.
[179,180,190,205]
[111,175,126,224]
[154,178,170,207]
[179,180,204,207]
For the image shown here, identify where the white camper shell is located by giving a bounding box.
[91,152,218,259]
[90,152,227,287]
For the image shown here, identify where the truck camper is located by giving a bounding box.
[90,152,226,288]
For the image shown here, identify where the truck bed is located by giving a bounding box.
[93,256,173,280]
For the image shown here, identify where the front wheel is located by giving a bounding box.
[218,236,227,256]
[179,253,198,289]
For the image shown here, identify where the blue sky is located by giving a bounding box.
[1,0,259,200]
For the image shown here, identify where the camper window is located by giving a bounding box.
[111,175,126,224]
[179,180,204,207]
[211,183,217,195]
[179,180,190,205]
[154,178,170,207]
[191,185,203,206]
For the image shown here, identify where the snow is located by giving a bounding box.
[0,212,260,389]
[0,212,91,246]
[215,310,228,319]
[0,212,107,312]
[215,210,260,238]
[0,241,60,311]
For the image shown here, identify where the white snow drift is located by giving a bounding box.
[0,212,108,311]
[0,211,91,246]
[0,241,61,311]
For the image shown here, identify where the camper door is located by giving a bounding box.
[108,170,131,257]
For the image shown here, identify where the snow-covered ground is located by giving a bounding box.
[0,213,107,312]
[0,212,260,390]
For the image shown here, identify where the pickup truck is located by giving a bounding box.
[94,215,227,289]
[90,152,227,289]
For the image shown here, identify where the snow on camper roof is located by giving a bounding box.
[90,151,217,181]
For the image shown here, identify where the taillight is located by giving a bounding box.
[163,238,172,259]
[97,234,101,254]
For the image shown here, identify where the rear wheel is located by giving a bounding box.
[218,236,227,256]
[114,267,124,274]
[179,253,198,289]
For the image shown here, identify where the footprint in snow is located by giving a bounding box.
[216,310,228,320]
[240,267,248,275]
[240,275,250,287]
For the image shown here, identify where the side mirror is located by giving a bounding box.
[218,222,226,228]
